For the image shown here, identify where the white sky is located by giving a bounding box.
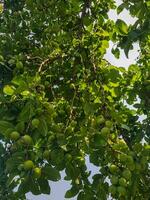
[104,0,140,68]
[27,1,140,200]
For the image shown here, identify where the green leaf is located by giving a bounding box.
[111,47,120,59]
[42,165,61,181]
[83,16,92,27]
[83,102,95,115]
[12,76,28,93]
[65,186,79,198]
[121,124,130,131]
[6,152,24,172]
[116,19,128,35]
[15,122,25,132]
[38,178,51,194]
[3,85,15,95]
[124,42,133,58]
[144,145,150,150]
[19,176,40,195]
[12,76,25,86]
[18,102,34,122]
[29,177,41,195]
[65,163,80,180]
[18,178,31,194]
[50,149,65,169]
[37,117,48,136]
[94,134,107,147]
[128,64,140,73]
[77,191,85,200]
[117,3,126,14]
[104,67,121,83]
[0,121,14,136]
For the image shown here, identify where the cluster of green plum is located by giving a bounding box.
[90,115,113,137]
[108,135,149,198]
[109,164,131,197]
[22,160,42,179]
[18,149,52,180]
[10,118,40,145]
[9,118,43,178]
[113,138,147,173]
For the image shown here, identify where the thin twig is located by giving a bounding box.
[64,90,77,133]
[26,55,43,61]
[80,0,91,20]
[38,55,61,73]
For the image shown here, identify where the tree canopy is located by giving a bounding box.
[0,0,150,199]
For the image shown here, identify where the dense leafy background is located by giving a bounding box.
[0,0,149,199]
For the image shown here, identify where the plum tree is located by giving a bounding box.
[0,0,149,199]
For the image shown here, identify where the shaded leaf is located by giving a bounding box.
[111,47,120,59]
[38,117,48,136]
[121,124,130,131]
[0,121,14,136]
[117,3,126,14]
[116,19,128,35]
[65,186,79,198]
[18,102,34,122]
[42,165,61,181]
[38,178,51,194]
[29,177,41,195]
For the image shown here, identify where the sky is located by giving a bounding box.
[26,1,140,200]
[104,0,139,69]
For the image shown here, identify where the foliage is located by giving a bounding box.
[0,0,149,199]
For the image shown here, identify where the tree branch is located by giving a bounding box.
[38,54,62,73]
[78,0,91,36]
